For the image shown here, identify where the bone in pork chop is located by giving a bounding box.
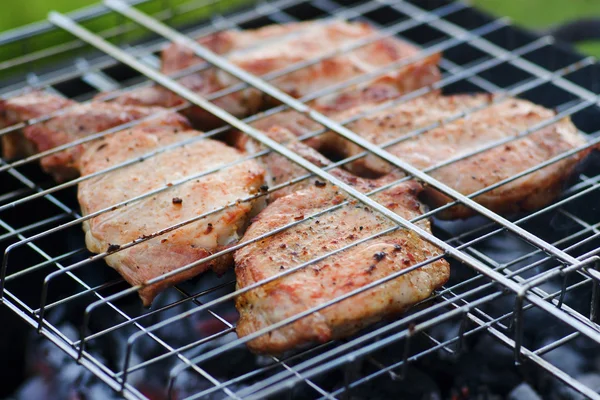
[109,20,440,129]
[234,138,449,354]
[275,94,595,219]
[78,123,265,306]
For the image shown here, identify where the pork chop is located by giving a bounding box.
[309,94,594,219]
[0,90,189,181]
[78,124,265,306]
[0,90,75,160]
[110,21,440,129]
[235,159,449,354]
[24,100,182,181]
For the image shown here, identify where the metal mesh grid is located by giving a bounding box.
[1,0,600,398]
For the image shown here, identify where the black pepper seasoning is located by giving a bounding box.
[107,243,120,252]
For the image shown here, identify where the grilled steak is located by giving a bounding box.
[0,91,76,160]
[26,103,173,182]
[110,20,440,129]
[0,90,188,182]
[78,123,265,306]
[322,93,490,177]
[97,23,312,124]
[275,94,594,219]
[234,139,449,354]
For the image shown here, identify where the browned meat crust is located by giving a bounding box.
[79,124,265,305]
[25,101,181,181]
[264,94,595,219]
[0,90,190,182]
[234,144,449,354]
[109,21,440,129]
[0,91,76,160]
[343,95,593,219]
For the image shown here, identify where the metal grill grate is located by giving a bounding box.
[1,0,600,399]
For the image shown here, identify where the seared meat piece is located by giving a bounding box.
[111,21,440,129]
[325,94,490,176]
[99,23,310,125]
[79,124,265,306]
[0,91,75,159]
[233,73,442,154]
[312,94,594,219]
[25,102,178,182]
[235,166,449,354]
[0,90,187,182]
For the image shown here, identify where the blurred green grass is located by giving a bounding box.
[0,0,245,82]
[0,0,97,33]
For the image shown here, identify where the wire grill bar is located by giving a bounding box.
[0,15,585,206]
[2,0,600,399]
[27,0,597,280]
[50,2,600,395]
[0,7,592,296]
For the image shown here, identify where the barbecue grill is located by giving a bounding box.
[2,0,600,398]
